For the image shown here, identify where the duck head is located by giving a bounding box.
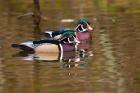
[75,18,93,32]
[58,31,80,44]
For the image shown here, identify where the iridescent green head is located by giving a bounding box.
[60,30,80,43]
[61,30,75,37]
[78,18,90,24]
[75,18,93,32]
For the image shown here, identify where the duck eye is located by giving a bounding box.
[69,36,74,41]
[82,23,87,28]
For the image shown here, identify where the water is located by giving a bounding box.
[0,0,140,93]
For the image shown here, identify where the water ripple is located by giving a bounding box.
[99,29,125,93]
[0,58,5,93]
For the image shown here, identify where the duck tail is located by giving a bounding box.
[11,44,34,52]
[11,44,20,48]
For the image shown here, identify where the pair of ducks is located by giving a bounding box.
[12,18,93,61]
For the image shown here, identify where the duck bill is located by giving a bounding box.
[74,37,80,43]
[87,23,93,31]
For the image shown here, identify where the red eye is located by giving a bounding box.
[81,23,87,28]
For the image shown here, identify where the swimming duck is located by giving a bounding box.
[12,31,79,61]
[43,18,93,41]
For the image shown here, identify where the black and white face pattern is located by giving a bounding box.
[60,35,79,44]
[75,22,93,32]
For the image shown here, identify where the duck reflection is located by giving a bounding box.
[22,51,76,62]
[61,50,90,68]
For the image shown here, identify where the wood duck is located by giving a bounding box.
[43,18,93,42]
[12,32,79,61]
[75,18,94,56]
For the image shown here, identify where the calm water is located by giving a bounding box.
[0,0,140,93]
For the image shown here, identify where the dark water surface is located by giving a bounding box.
[0,0,140,93]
